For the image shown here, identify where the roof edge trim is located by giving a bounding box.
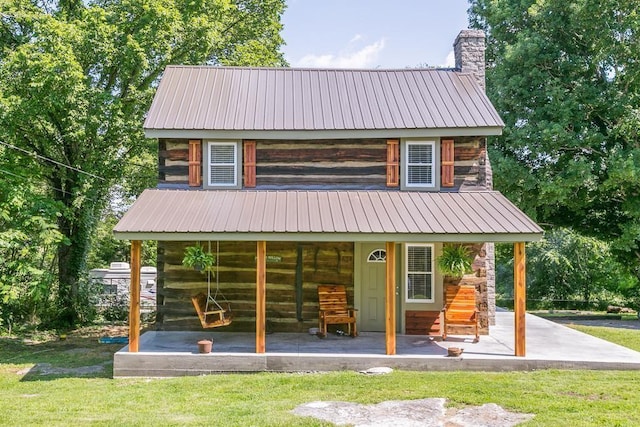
[144,127,504,140]
[113,231,542,243]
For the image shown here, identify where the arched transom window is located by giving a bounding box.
[367,249,386,263]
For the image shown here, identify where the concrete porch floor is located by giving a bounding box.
[114,312,640,377]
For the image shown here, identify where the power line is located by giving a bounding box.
[0,168,75,196]
[0,140,106,181]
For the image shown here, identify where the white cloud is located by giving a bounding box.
[295,39,385,69]
[443,50,456,68]
[349,34,363,43]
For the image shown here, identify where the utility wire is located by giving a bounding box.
[0,167,75,196]
[0,140,106,181]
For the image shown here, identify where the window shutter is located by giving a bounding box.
[386,139,399,187]
[441,139,455,187]
[243,140,256,188]
[188,139,202,187]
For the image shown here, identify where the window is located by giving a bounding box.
[367,249,386,262]
[405,141,435,187]
[206,142,238,188]
[405,244,434,302]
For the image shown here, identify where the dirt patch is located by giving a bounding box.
[16,361,111,376]
[292,399,534,427]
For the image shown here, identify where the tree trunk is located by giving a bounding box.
[52,172,106,326]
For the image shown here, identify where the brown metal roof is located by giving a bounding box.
[113,189,542,242]
[144,66,504,133]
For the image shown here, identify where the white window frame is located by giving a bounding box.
[405,243,434,303]
[367,249,387,263]
[205,141,239,188]
[404,140,436,189]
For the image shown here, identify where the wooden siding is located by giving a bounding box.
[254,139,387,187]
[446,136,489,191]
[405,311,441,336]
[159,139,190,185]
[156,241,354,332]
[157,137,490,190]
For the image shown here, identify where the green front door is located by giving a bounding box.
[360,243,387,331]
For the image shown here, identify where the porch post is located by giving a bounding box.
[256,240,267,353]
[129,240,142,353]
[514,242,526,357]
[385,242,396,355]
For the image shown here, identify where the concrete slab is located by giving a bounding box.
[113,312,640,377]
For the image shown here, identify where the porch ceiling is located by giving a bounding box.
[113,189,542,243]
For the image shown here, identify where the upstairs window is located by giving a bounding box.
[405,141,435,188]
[405,244,434,303]
[206,141,239,188]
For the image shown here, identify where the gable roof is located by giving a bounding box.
[144,66,504,139]
[113,189,542,242]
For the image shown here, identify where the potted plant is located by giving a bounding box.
[182,244,216,273]
[437,244,473,278]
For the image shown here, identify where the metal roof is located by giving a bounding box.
[113,189,542,242]
[144,66,504,136]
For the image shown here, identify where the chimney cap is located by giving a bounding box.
[454,29,485,45]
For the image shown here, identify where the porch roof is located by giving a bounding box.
[113,189,542,242]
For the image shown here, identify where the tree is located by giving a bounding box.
[470,1,640,274]
[495,229,635,309]
[0,0,286,326]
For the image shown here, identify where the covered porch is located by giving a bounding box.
[113,311,640,376]
[114,189,542,368]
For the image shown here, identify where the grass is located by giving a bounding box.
[1,322,640,426]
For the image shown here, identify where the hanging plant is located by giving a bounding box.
[182,244,216,274]
[437,244,473,278]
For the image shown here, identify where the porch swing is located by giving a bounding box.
[191,241,233,328]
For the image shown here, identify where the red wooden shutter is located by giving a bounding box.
[386,139,399,187]
[243,140,256,188]
[441,139,455,187]
[188,139,202,187]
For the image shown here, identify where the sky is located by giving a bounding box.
[281,1,471,69]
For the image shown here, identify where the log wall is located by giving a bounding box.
[159,139,189,184]
[254,139,387,187]
[157,137,489,190]
[156,241,354,332]
[447,136,489,191]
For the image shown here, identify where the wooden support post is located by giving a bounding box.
[385,242,396,355]
[129,240,142,353]
[514,242,526,357]
[256,241,267,353]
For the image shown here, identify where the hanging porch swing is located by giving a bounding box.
[189,241,233,328]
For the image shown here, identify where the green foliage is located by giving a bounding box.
[496,229,636,308]
[0,0,286,326]
[182,244,216,273]
[470,1,640,281]
[437,244,473,278]
[0,176,65,332]
[86,213,156,269]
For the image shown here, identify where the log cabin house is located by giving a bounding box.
[114,30,541,359]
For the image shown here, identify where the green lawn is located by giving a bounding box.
[1,325,640,426]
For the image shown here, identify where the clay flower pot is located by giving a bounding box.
[197,339,213,354]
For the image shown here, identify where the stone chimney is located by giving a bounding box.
[454,29,486,91]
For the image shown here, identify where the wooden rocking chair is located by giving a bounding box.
[442,284,479,342]
[191,292,233,329]
[317,285,357,337]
